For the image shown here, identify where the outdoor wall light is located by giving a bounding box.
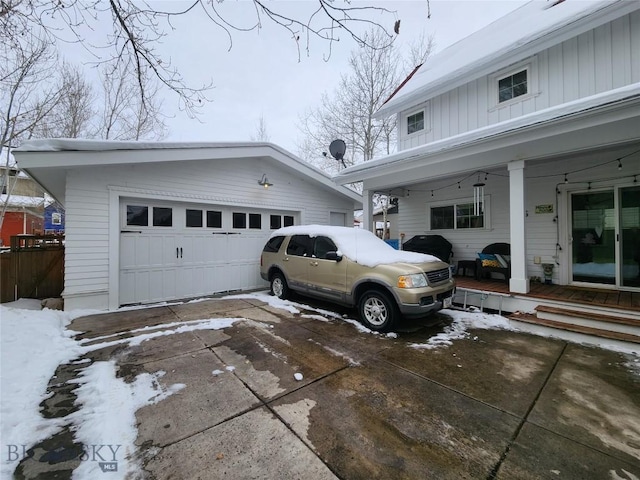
[258,174,273,189]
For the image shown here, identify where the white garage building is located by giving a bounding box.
[16,140,361,310]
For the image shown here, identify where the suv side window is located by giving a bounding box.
[313,236,337,259]
[263,236,285,253]
[287,235,313,257]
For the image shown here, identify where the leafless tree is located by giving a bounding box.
[250,115,271,142]
[297,29,405,176]
[298,29,435,171]
[98,60,167,140]
[1,1,406,117]
[1,34,63,230]
[297,29,434,236]
[32,62,96,139]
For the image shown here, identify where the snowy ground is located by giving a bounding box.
[1,292,638,479]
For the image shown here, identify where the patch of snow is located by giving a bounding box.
[410,309,514,350]
[212,370,224,376]
[294,372,303,381]
[0,304,239,479]
[225,365,236,372]
[68,363,184,479]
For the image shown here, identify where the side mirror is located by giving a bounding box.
[325,251,343,262]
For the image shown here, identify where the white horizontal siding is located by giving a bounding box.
[397,147,635,282]
[398,12,639,151]
[63,157,354,306]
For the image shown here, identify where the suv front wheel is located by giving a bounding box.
[358,290,398,332]
[270,272,289,300]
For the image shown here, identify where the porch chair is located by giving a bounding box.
[475,243,511,283]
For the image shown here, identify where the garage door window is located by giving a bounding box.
[153,207,172,227]
[127,205,148,226]
[249,213,262,229]
[284,215,294,227]
[233,212,246,229]
[186,209,203,227]
[207,210,222,228]
[270,215,281,229]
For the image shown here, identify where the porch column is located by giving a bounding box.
[362,189,374,232]
[508,160,530,293]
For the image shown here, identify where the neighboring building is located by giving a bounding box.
[335,0,640,295]
[44,204,65,234]
[15,140,362,310]
[1,159,45,246]
[354,204,399,240]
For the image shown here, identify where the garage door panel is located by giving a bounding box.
[120,200,283,305]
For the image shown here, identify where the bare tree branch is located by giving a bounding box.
[1,1,407,117]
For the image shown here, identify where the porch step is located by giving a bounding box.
[509,312,640,345]
[535,305,640,335]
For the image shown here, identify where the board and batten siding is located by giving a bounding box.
[398,11,640,151]
[63,157,354,309]
[397,149,634,283]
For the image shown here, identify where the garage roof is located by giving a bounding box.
[14,139,362,206]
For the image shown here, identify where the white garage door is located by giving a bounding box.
[119,199,296,305]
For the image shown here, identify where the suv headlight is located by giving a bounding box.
[397,273,428,288]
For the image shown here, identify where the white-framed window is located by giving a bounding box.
[52,212,62,225]
[498,69,527,103]
[407,111,424,135]
[489,57,538,109]
[404,102,430,136]
[427,197,490,231]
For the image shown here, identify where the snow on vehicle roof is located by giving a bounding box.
[271,225,442,268]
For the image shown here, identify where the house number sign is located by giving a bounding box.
[535,204,554,214]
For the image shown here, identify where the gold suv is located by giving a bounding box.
[260,225,455,331]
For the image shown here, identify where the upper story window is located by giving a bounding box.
[407,111,425,135]
[490,57,538,109]
[498,69,527,103]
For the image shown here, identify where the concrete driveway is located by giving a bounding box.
[25,294,640,479]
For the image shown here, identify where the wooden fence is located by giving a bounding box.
[0,235,64,303]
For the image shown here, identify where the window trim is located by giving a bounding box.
[489,57,538,110]
[427,196,491,232]
[403,102,430,137]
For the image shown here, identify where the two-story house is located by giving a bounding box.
[335,0,640,345]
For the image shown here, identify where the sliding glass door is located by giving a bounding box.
[570,186,640,289]
[620,186,640,288]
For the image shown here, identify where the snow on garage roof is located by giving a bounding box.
[14,139,362,206]
[376,0,633,118]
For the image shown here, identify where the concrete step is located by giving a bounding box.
[509,312,640,346]
[535,305,640,336]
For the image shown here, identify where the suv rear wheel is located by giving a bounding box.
[270,272,289,300]
[358,290,398,332]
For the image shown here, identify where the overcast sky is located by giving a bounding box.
[65,1,529,155]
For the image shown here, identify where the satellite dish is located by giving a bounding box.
[329,139,347,167]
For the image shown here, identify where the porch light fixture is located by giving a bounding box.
[473,175,485,216]
[617,159,622,170]
[258,174,273,189]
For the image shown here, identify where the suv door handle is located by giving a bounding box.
[283,257,289,262]
[310,261,318,267]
